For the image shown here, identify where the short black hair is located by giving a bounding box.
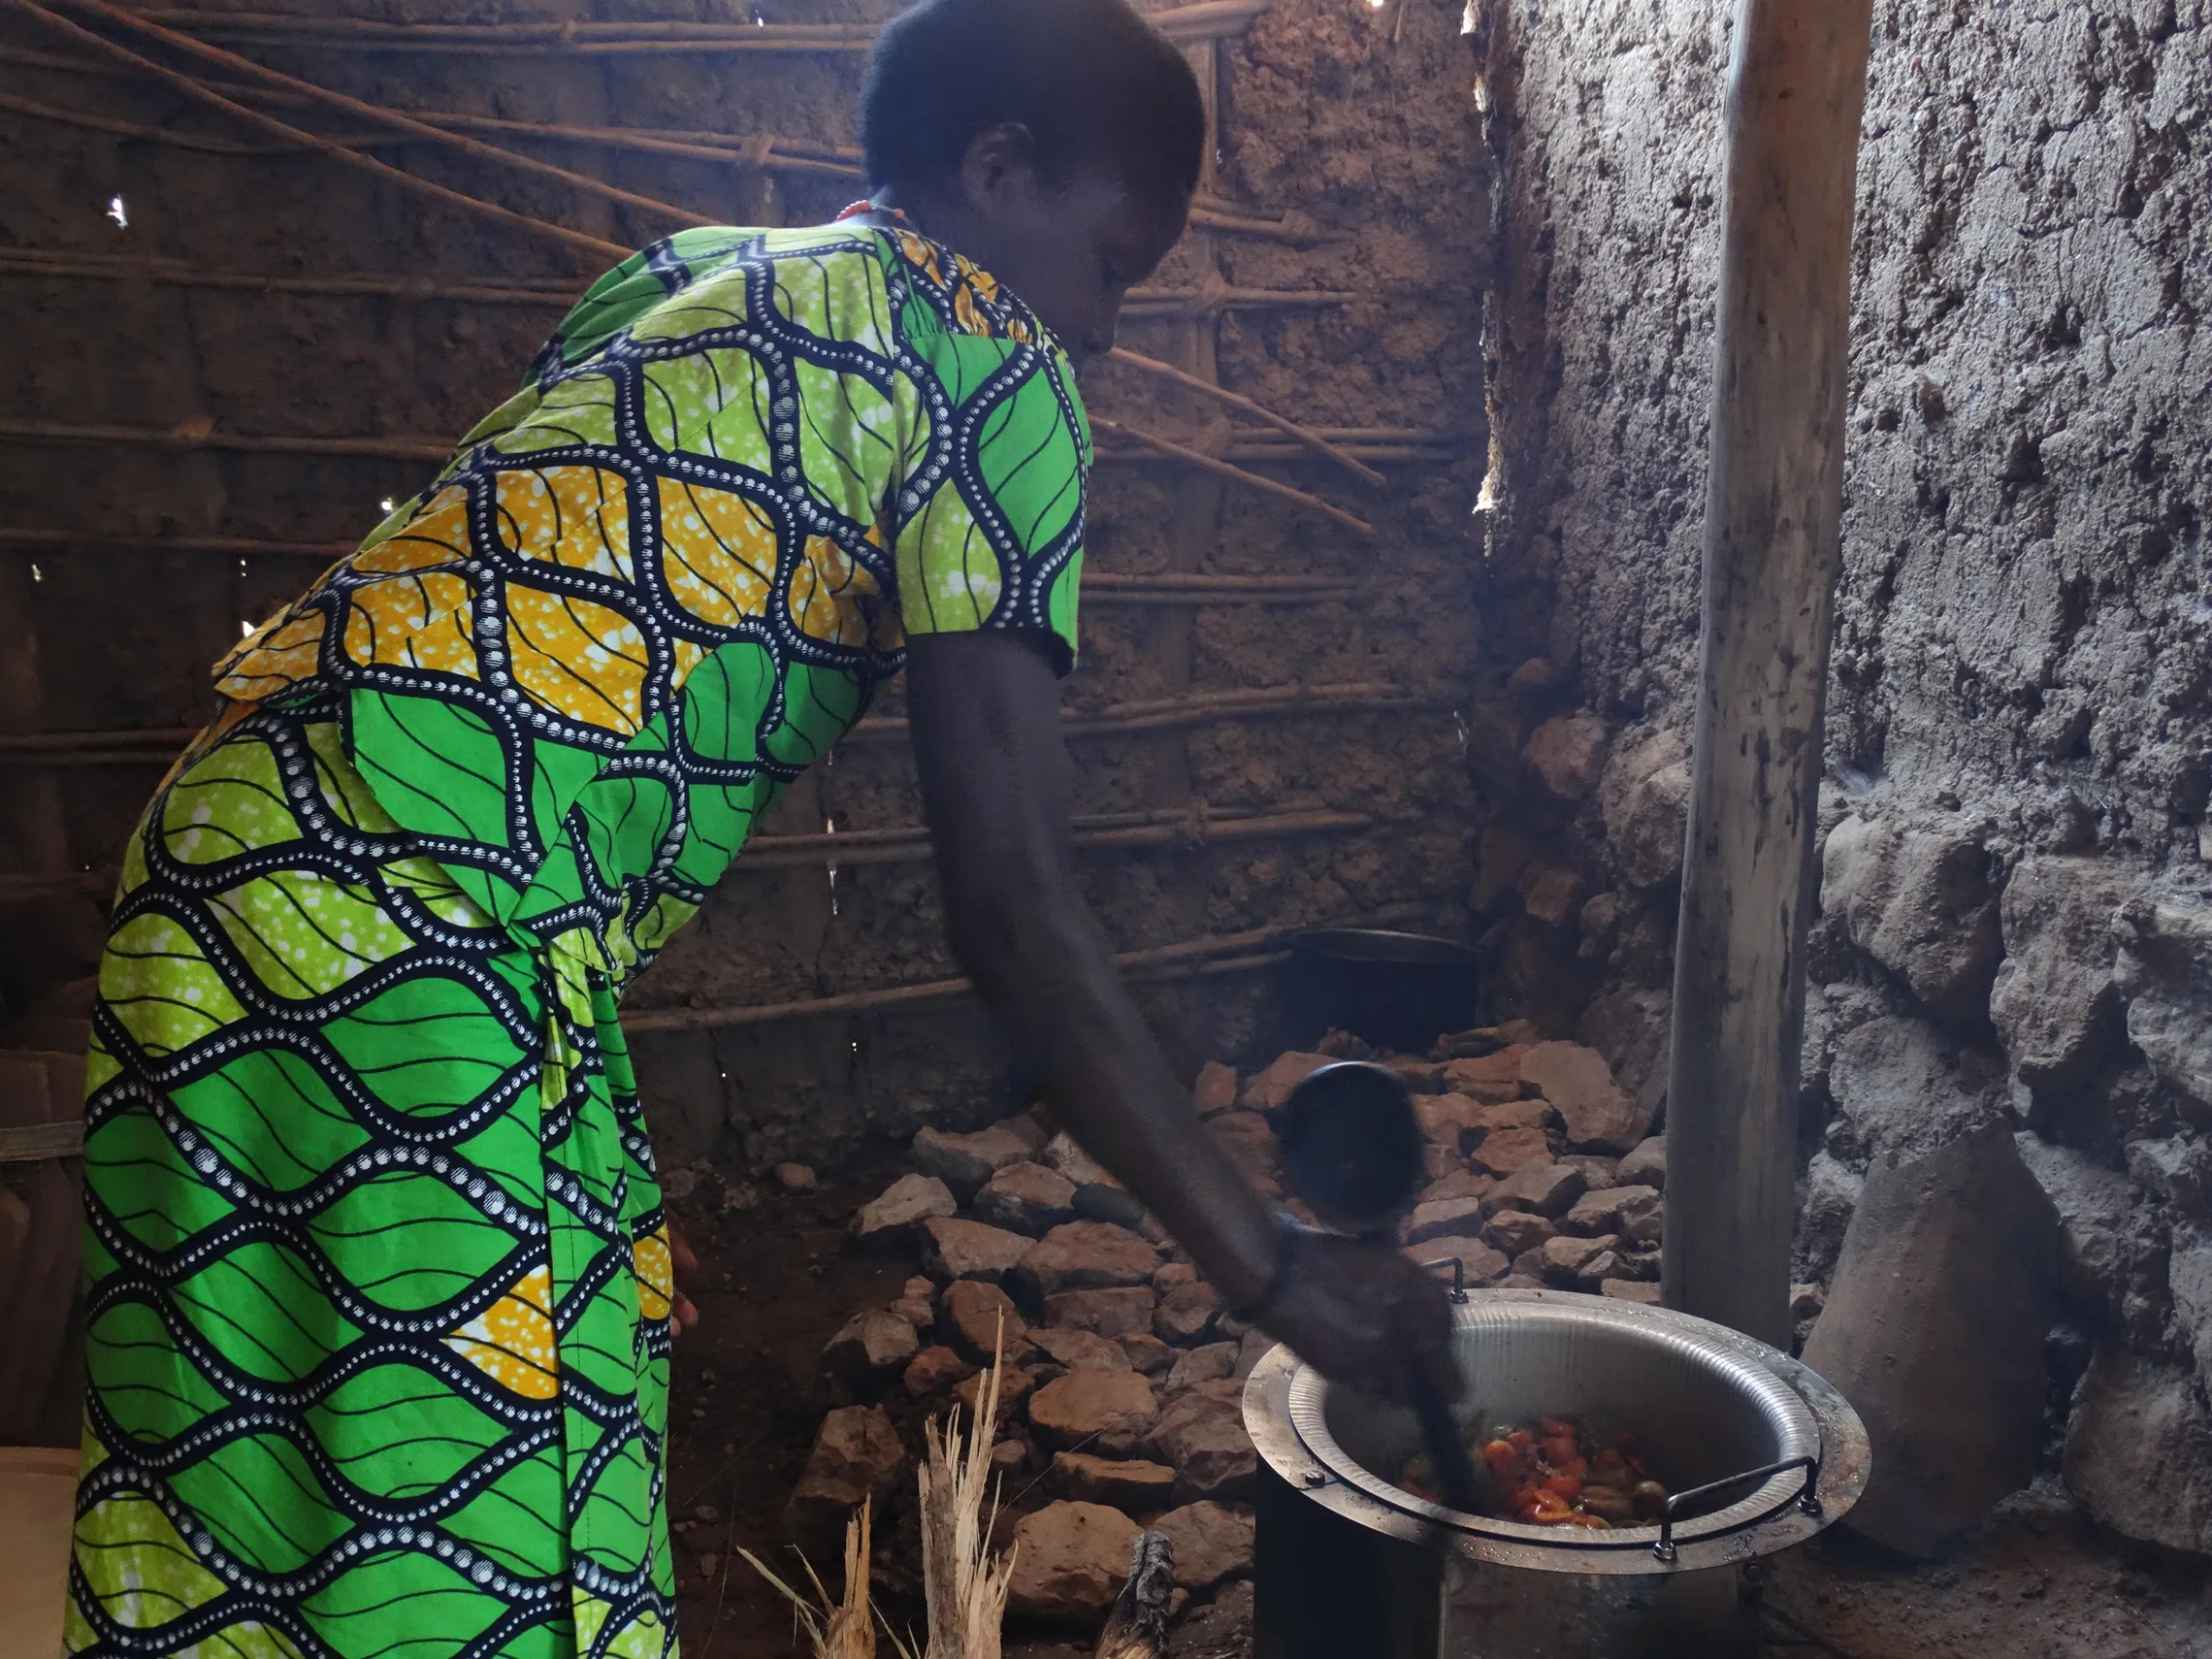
[862,0,1206,202]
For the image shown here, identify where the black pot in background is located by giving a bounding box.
[1283,928,1480,1057]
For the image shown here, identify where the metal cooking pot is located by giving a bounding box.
[1284,928,1480,1055]
[1244,1289,1870,1659]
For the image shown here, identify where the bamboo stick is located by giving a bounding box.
[113,0,1271,51]
[54,0,721,232]
[1090,418,1372,537]
[0,0,625,261]
[622,925,1294,1033]
[1664,0,1873,1349]
[1107,347,1386,487]
[0,417,451,461]
[0,414,1448,475]
[0,248,1350,321]
[0,531,1363,607]
[0,79,866,177]
[0,685,1425,764]
[737,807,1369,870]
[0,251,581,308]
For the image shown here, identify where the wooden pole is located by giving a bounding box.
[1662,0,1872,1349]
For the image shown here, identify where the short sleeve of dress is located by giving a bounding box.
[884,233,1090,675]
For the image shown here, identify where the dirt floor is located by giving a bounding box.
[668,1165,2210,1659]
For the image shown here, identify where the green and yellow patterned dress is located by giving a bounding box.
[68,223,1089,1659]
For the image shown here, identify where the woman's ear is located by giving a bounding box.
[957,121,1045,214]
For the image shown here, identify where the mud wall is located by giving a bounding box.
[0,0,1495,1180]
[1481,0,2212,1554]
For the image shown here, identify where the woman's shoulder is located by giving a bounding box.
[873,227,1057,353]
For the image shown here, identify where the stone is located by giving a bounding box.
[1802,1125,2060,1559]
[891,1276,937,1327]
[1005,1502,1144,1623]
[1474,1099,1554,1136]
[1044,1133,1149,1227]
[1121,1332,1176,1375]
[1417,1169,1495,1206]
[1562,1185,1664,1244]
[1616,1246,1662,1283]
[1541,1233,1618,1285]
[954,1365,1036,1418]
[1405,1196,1488,1246]
[1054,1451,1179,1509]
[922,1217,1033,1283]
[1154,1501,1254,1590]
[1414,1092,1487,1151]
[1520,862,1583,927]
[1483,1160,1588,1218]
[1441,1049,1528,1104]
[912,1122,1037,1200]
[2167,1227,2212,1394]
[2013,1132,2144,1322]
[1154,1261,1199,1290]
[973,1160,1080,1236]
[1155,1281,1224,1346]
[1989,856,2131,1096]
[774,1162,819,1192]
[1602,1279,1662,1305]
[1209,1112,1281,1181]
[1575,1249,1624,1288]
[1015,1221,1160,1299]
[1795,1151,1866,1284]
[1045,1286,1158,1338]
[941,1280,1028,1365]
[1519,1041,1648,1154]
[1240,1051,1332,1112]
[1828,1016,2007,1160]
[821,1309,920,1386]
[1164,1341,1240,1393]
[1407,1236,1509,1291]
[904,1345,974,1397]
[2062,1347,2212,1557]
[1234,1327,1274,1379]
[991,1439,1028,1475]
[1153,1379,1257,1499]
[1617,1136,1667,1190]
[1555,1154,1621,1192]
[1599,729,1690,888]
[851,1173,957,1247]
[1193,1060,1239,1117]
[783,1406,905,1558]
[1498,1273,1546,1291]
[1481,1210,1556,1254]
[1029,1326,1134,1373]
[1469,1124,1552,1177]
[1028,1370,1158,1452]
[1575,986,1673,1120]
[2115,896,2212,1109]
[1821,812,2002,1021]
[1524,711,1609,801]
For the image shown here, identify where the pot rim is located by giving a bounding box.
[1245,1288,1871,1576]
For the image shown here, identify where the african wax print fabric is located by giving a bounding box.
[68,223,1089,1659]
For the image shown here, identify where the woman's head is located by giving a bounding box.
[862,0,1204,359]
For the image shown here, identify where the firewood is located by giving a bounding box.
[1093,1531,1175,1659]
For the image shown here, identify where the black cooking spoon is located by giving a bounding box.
[1272,1060,1494,1516]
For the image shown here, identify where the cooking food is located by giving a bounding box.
[1399,1414,1670,1528]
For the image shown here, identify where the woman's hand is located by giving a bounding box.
[1251,1230,1462,1407]
[667,1220,700,1337]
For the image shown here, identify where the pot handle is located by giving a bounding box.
[1652,1454,1821,1563]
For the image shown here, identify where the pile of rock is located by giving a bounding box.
[782,1027,1677,1636]
[790,1110,1265,1632]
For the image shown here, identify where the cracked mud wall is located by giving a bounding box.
[1482,0,2212,1555]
